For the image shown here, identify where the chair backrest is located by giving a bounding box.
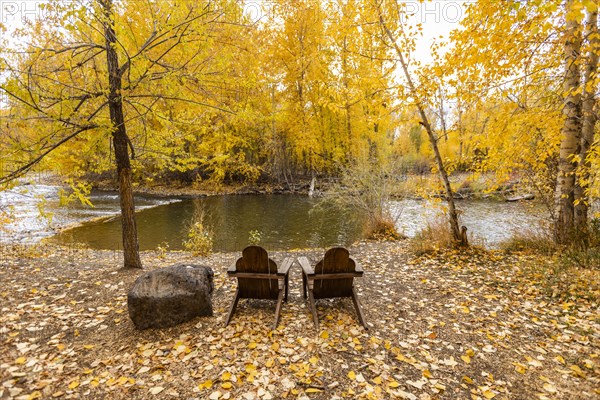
[313,247,356,299]
[235,246,279,299]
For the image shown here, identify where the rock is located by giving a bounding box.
[128,264,214,330]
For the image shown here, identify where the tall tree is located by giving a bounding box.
[574,9,599,233]
[375,1,467,245]
[101,0,140,268]
[554,0,584,244]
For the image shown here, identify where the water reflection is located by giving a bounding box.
[53,195,364,251]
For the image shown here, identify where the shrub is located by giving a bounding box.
[322,157,402,241]
[183,211,213,256]
[409,218,456,255]
[248,230,263,245]
[500,227,557,256]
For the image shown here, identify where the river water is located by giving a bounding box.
[1,185,547,251]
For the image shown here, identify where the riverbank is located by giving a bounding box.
[1,242,598,399]
[85,172,532,202]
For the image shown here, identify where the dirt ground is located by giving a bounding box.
[0,241,598,399]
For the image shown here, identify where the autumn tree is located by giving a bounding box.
[374,0,467,245]
[0,0,246,268]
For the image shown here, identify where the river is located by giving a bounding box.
[0,185,548,251]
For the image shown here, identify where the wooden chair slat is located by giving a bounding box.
[225,246,292,329]
[300,247,368,330]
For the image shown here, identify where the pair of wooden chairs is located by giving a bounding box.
[225,246,367,330]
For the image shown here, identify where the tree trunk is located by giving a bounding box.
[101,0,142,269]
[554,0,583,245]
[377,8,465,245]
[574,10,599,234]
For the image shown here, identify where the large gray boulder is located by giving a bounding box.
[128,264,214,330]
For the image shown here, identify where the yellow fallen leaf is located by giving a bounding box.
[265,359,275,368]
[271,342,280,351]
[221,382,232,389]
[248,342,257,349]
[482,389,496,399]
[15,357,26,365]
[514,363,527,374]
[462,376,474,384]
[320,331,329,339]
[221,372,232,381]
[309,356,318,365]
[388,381,400,388]
[570,365,585,377]
[90,379,100,388]
[373,376,382,385]
[554,355,565,365]
[68,381,79,389]
[83,345,95,350]
[423,370,433,379]
[348,371,356,380]
[199,380,213,389]
[461,355,471,364]
[305,388,322,393]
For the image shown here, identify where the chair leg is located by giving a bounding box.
[302,273,307,299]
[351,287,368,330]
[307,289,319,331]
[284,274,289,302]
[273,289,285,330]
[225,288,240,327]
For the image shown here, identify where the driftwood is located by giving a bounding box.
[506,194,535,202]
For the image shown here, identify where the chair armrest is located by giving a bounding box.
[278,257,294,275]
[353,259,364,274]
[298,256,314,275]
[227,259,238,275]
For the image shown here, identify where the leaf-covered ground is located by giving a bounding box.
[0,242,598,399]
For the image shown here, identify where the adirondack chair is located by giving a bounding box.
[226,246,292,329]
[298,247,367,330]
